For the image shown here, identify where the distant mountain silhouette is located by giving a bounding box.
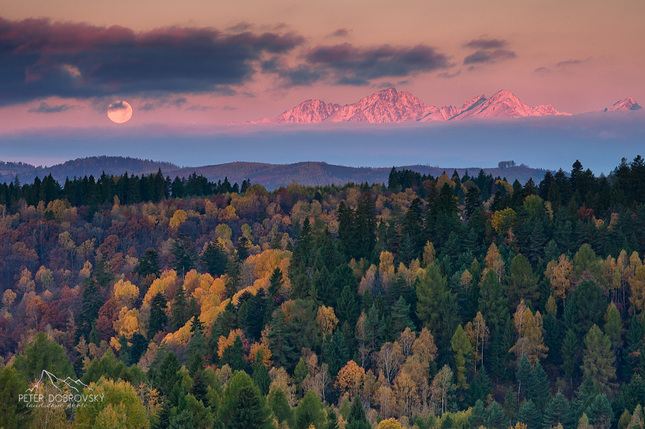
[0,156,177,184]
[0,156,548,190]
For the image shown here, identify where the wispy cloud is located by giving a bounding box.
[28,101,79,113]
[464,38,507,50]
[463,37,516,65]
[534,58,591,74]
[328,28,350,38]
[464,49,516,65]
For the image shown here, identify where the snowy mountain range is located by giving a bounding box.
[273,88,570,124]
[268,88,640,124]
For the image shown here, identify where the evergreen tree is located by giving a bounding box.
[149,292,168,339]
[543,392,573,429]
[323,330,350,376]
[507,254,539,309]
[585,394,612,429]
[336,284,360,326]
[149,349,182,397]
[0,366,29,428]
[622,314,643,379]
[346,396,371,429]
[325,409,339,429]
[562,329,582,387]
[516,355,532,402]
[517,400,542,429]
[391,296,415,333]
[295,390,326,429]
[171,234,196,277]
[451,324,473,391]
[526,362,549,411]
[221,336,246,372]
[76,277,104,341]
[136,248,162,278]
[582,325,617,396]
[469,400,486,428]
[485,401,508,429]
[252,359,271,396]
[467,367,492,406]
[417,264,448,334]
[185,317,206,377]
[268,388,293,426]
[479,270,510,331]
[268,310,298,370]
[14,333,76,380]
[269,267,284,299]
[200,241,229,277]
[237,236,251,261]
[225,255,241,298]
[171,286,190,330]
[220,371,273,429]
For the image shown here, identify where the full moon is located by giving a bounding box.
[107,100,133,124]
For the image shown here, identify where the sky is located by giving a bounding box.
[0,0,644,170]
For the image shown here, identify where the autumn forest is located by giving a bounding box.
[2,156,645,429]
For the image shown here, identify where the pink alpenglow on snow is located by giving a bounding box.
[604,97,642,112]
[272,88,570,124]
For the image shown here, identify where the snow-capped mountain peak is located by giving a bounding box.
[604,97,642,112]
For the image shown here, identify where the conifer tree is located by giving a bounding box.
[582,325,617,396]
[451,324,473,391]
[171,285,190,330]
[149,292,168,339]
[268,388,293,426]
[346,396,371,429]
[220,371,273,429]
[543,391,573,429]
[517,400,541,429]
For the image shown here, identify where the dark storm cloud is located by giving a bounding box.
[463,49,516,65]
[464,38,507,50]
[0,16,304,105]
[304,43,451,85]
[27,101,77,113]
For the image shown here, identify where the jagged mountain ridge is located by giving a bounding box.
[274,88,570,124]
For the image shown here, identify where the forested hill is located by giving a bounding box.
[0,156,178,184]
[0,156,547,189]
[1,156,645,427]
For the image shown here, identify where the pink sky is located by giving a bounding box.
[0,0,643,132]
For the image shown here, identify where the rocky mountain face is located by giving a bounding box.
[604,97,642,112]
[447,89,568,120]
[274,88,570,124]
[274,99,341,123]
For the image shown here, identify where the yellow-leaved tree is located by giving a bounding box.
[169,209,187,229]
[509,300,548,365]
[74,379,149,428]
[545,254,573,305]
